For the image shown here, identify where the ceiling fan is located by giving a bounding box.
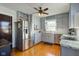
[34,7,48,16]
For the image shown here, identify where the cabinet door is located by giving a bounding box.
[69,9,74,28]
[56,15,63,29]
[54,34,61,44]
[62,14,69,34]
[42,33,54,43]
[35,31,41,44]
[74,13,79,28]
[56,13,69,34]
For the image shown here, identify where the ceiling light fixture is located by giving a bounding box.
[33,7,48,16]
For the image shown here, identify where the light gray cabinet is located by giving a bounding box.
[42,33,54,43]
[54,34,61,44]
[56,14,63,29]
[69,3,79,28]
[56,13,69,34]
[61,46,79,56]
[74,13,79,28]
[31,15,41,45]
[35,31,41,44]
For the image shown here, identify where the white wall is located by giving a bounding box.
[0,5,17,48]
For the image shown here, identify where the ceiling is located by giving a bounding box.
[0,3,70,17]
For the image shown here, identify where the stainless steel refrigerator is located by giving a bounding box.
[15,20,33,51]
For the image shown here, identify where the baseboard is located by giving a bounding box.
[54,43,60,46]
[42,41,60,45]
[42,41,53,45]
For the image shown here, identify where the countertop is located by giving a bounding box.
[60,39,79,50]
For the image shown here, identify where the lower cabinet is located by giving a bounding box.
[0,45,11,56]
[42,33,54,44]
[54,34,61,44]
[35,31,41,44]
[42,33,61,44]
[61,46,79,56]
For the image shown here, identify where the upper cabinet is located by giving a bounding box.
[56,13,69,34]
[74,13,79,28]
[69,3,79,28]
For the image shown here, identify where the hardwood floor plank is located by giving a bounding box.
[11,42,61,56]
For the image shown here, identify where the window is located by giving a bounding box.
[45,20,56,32]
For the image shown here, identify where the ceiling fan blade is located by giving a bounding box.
[44,8,48,11]
[34,7,39,11]
[43,12,48,15]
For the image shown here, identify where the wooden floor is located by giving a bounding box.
[11,42,61,56]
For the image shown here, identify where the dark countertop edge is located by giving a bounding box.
[0,43,11,48]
